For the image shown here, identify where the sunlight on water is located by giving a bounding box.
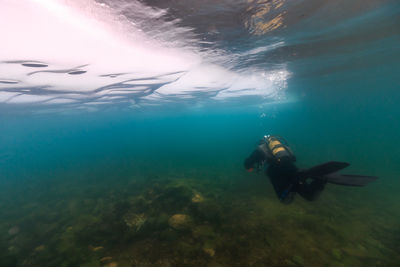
[0,0,288,113]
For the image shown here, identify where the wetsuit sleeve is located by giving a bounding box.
[244,149,266,170]
[244,143,274,170]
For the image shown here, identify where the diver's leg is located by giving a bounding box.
[296,179,326,201]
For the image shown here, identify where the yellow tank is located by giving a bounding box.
[266,136,294,162]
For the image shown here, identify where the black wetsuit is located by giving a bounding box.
[244,143,326,204]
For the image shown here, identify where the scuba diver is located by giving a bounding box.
[244,135,378,204]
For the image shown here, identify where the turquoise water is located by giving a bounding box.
[2,99,399,266]
[1,0,400,266]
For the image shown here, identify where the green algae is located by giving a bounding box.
[331,248,342,260]
[292,255,305,266]
[0,171,399,266]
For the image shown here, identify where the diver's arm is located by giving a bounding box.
[244,143,272,171]
[244,149,265,171]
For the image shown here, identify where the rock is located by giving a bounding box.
[34,245,46,252]
[124,213,146,231]
[168,214,192,230]
[8,226,19,236]
[90,246,104,252]
[192,192,204,203]
[100,257,113,262]
[203,248,215,257]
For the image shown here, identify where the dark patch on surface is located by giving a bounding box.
[27,64,89,76]
[0,79,19,84]
[68,70,87,75]
[21,63,48,68]
[99,73,130,78]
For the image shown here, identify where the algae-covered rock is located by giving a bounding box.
[203,239,216,257]
[203,247,215,257]
[90,246,104,252]
[168,214,192,230]
[123,213,146,231]
[192,192,204,203]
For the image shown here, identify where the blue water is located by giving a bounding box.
[1,0,400,266]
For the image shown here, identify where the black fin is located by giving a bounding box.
[322,173,378,186]
[300,161,350,178]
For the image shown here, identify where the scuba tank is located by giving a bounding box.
[264,135,296,163]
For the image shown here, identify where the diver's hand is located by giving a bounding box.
[244,149,264,171]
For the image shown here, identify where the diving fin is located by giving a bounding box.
[322,173,378,187]
[299,161,350,178]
